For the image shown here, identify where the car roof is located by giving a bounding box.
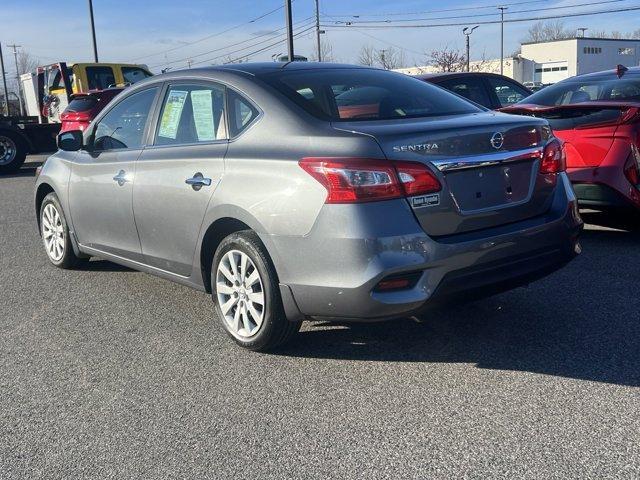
[415,72,514,81]
[571,66,640,81]
[161,62,375,77]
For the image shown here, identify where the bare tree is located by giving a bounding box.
[17,49,39,76]
[309,40,334,62]
[375,46,405,70]
[428,47,466,72]
[357,45,376,66]
[523,21,571,43]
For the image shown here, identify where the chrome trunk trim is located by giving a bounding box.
[431,147,543,172]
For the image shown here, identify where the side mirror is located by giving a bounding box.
[57,130,83,151]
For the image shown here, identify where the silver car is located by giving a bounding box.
[35,63,583,350]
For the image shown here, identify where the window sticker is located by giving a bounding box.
[158,90,188,139]
[191,90,215,141]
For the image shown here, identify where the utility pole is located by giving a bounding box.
[314,0,322,62]
[7,44,24,116]
[380,49,387,69]
[0,42,9,116]
[284,0,294,61]
[577,28,588,38]
[498,6,508,76]
[187,59,193,69]
[88,0,99,62]
[462,26,479,72]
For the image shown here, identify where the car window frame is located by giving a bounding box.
[484,76,531,109]
[86,85,161,154]
[145,80,232,150]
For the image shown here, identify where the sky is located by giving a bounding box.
[2,0,640,73]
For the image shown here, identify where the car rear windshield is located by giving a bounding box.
[66,96,98,112]
[262,68,481,121]
[524,75,640,106]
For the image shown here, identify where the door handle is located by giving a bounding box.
[185,172,212,191]
[113,170,129,187]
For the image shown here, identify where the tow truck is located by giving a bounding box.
[0,62,151,173]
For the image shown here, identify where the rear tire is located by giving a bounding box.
[211,230,301,351]
[40,192,86,269]
[0,131,27,174]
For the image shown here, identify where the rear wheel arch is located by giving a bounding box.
[200,217,257,293]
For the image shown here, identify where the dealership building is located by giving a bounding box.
[398,37,640,84]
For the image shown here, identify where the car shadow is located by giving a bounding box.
[276,228,640,387]
[580,209,640,232]
[79,259,134,272]
[1,164,41,178]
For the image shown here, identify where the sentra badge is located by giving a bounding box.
[393,143,439,153]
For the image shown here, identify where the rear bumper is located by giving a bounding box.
[262,173,583,321]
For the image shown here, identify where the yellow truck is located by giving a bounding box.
[0,62,151,173]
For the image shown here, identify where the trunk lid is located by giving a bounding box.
[334,112,556,237]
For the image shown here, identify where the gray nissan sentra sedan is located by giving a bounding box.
[35,62,583,350]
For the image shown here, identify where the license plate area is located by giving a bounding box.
[445,160,536,213]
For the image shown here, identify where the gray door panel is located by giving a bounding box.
[133,143,227,276]
[69,149,144,261]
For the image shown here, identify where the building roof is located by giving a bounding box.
[522,36,640,46]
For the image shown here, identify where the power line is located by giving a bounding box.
[324,0,546,18]
[222,25,316,64]
[320,10,424,55]
[150,16,314,69]
[327,0,625,24]
[127,3,288,62]
[321,5,640,29]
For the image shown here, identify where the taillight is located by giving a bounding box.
[299,158,440,204]
[540,139,566,174]
[299,158,402,203]
[395,161,441,196]
[624,145,640,186]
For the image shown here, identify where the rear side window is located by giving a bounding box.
[262,68,480,121]
[228,90,259,137]
[155,84,227,146]
[486,77,529,107]
[122,67,152,84]
[66,96,97,113]
[437,77,492,108]
[86,66,116,90]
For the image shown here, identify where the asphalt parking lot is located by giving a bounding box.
[1,157,639,479]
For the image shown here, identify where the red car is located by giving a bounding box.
[59,88,122,133]
[502,66,640,212]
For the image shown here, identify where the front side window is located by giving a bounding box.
[122,67,152,84]
[262,68,481,121]
[93,87,158,150]
[86,66,116,90]
[155,84,227,146]
[487,77,529,107]
[437,76,492,108]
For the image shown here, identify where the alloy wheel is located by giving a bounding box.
[42,203,65,262]
[216,249,265,339]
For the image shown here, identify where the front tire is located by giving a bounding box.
[211,231,301,351]
[40,192,85,269]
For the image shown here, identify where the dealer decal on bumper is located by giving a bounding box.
[410,193,440,208]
